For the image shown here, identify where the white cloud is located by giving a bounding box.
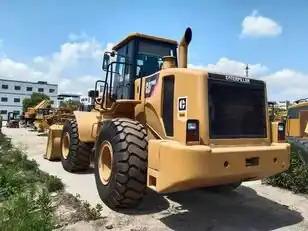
[0,58,45,81]
[33,56,45,64]
[0,32,306,101]
[190,57,268,77]
[0,34,114,95]
[189,58,308,101]
[262,69,308,101]
[241,10,282,38]
[58,75,99,95]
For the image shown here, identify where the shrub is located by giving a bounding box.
[45,175,64,193]
[0,134,59,230]
[264,145,308,193]
[0,190,54,231]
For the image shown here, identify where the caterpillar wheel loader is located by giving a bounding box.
[286,98,308,164]
[47,28,290,209]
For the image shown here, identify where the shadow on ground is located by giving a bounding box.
[73,167,95,175]
[119,189,170,215]
[157,186,303,231]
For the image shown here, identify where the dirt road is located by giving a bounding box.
[3,127,308,231]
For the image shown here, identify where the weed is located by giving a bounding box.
[264,144,308,193]
[45,175,64,193]
[0,133,101,230]
[0,134,58,230]
[0,190,54,231]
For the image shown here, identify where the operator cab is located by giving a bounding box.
[7,112,19,121]
[101,33,178,101]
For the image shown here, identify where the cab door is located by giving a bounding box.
[113,41,135,100]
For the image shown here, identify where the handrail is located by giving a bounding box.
[96,61,133,111]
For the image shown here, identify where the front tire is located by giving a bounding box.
[61,119,92,172]
[94,118,148,209]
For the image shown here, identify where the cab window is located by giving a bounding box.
[136,40,176,77]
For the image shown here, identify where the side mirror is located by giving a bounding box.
[102,53,110,71]
[88,90,99,98]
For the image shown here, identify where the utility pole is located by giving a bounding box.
[245,64,249,78]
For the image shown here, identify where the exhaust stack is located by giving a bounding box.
[179,27,192,68]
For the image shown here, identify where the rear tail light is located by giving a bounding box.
[278,122,286,141]
[186,119,200,145]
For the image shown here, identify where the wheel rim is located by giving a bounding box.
[62,132,70,159]
[98,141,113,185]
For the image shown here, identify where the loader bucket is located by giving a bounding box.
[45,124,63,160]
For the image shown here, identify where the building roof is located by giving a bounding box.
[57,93,81,98]
[0,78,58,86]
[112,33,178,50]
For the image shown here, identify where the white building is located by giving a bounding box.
[0,78,58,120]
[80,96,92,106]
[57,93,81,106]
[277,101,290,110]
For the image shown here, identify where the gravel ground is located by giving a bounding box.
[2,127,308,231]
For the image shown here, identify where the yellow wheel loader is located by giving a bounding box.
[24,99,51,127]
[47,28,290,209]
[286,99,308,164]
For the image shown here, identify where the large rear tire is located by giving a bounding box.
[61,119,92,172]
[94,118,148,209]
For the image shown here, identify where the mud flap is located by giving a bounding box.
[45,124,63,160]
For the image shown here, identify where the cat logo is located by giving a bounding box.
[178,97,187,112]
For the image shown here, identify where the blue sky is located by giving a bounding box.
[0,0,307,100]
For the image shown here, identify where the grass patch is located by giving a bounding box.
[0,133,62,230]
[0,190,54,231]
[74,194,103,221]
[0,133,103,230]
[264,144,308,194]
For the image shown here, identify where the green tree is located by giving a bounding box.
[59,99,81,111]
[22,93,50,112]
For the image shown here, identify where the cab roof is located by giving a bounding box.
[112,33,178,50]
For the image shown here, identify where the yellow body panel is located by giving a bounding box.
[147,140,290,193]
[45,124,63,160]
[74,111,100,142]
[134,68,290,193]
[286,102,308,137]
[287,118,301,137]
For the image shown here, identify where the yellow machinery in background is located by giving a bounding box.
[24,100,51,127]
[46,28,290,209]
[286,99,308,164]
[286,99,308,138]
[35,107,75,133]
[6,112,20,128]
[268,101,287,143]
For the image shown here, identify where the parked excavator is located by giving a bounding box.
[46,28,290,209]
